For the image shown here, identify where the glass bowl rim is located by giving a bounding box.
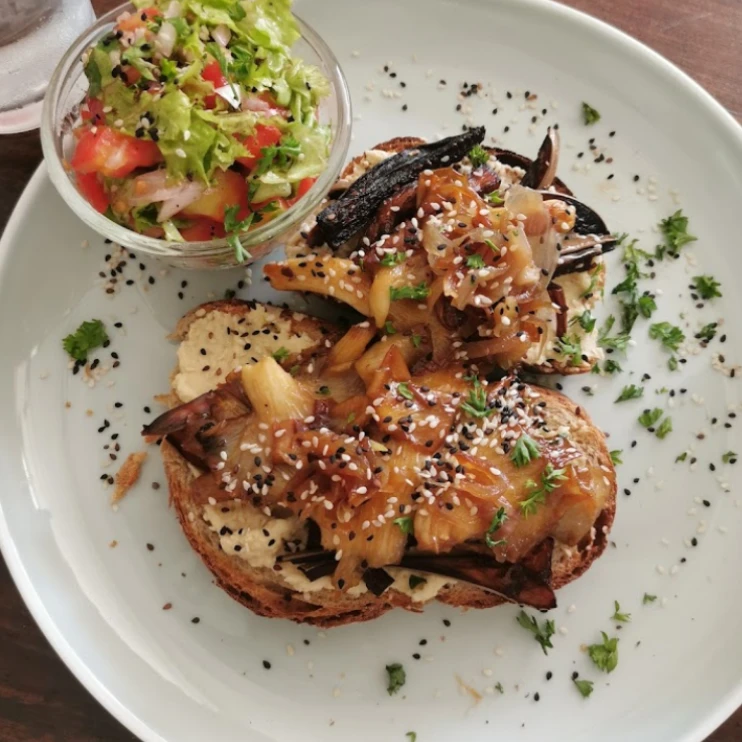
[40,0,352,259]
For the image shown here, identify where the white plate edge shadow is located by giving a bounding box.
[0,0,741,740]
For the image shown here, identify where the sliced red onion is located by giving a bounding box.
[242,95,281,116]
[155,21,177,58]
[128,170,205,221]
[157,181,205,222]
[215,84,241,110]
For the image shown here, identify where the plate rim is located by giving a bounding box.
[2,0,742,739]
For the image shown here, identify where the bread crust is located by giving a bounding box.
[157,324,617,626]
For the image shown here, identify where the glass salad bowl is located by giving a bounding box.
[40,1,351,270]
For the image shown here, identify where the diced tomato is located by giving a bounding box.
[180,169,249,222]
[292,177,317,203]
[120,64,141,86]
[76,172,109,213]
[236,124,283,170]
[116,6,160,32]
[180,218,227,242]
[80,97,104,125]
[202,60,228,109]
[71,125,162,179]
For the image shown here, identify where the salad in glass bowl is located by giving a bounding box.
[42,0,350,267]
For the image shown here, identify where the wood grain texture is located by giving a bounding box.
[0,0,740,739]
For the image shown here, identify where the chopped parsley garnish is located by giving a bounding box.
[610,450,623,465]
[580,263,604,298]
[460,378,489,419]
[390,282,430,301]
[346,412,356,425]
[393,516,414,535]
[62,319,108,362]
[649,321,685,352]
[516,610,556,655]
[582,101,601,125]
[615,384,644,403]
[722,451,738,464]
[468,144,489,168]
[411,332,422,348]
[658,209,696,257]
[667,356,679,371]
[587,632,619,673]
[495,682,504,694]
[255,135,302,177]
[637,294,657,319]
[484,507,508,548]
[638,408,663,428]
[511,433,541,467]
[520,464,567,517]
[573,678,594,698]
[611,601,631,622]
[380,251,407,267]
[466,254,486,269]
[384,320,397,335]
[610,235,656,333]
[603,359,623,375]
[693,274,722,300]
[556,334,583,366]
[386,663,406,695]
[224,205,256,263]
[696,322,718,342]
[643,593,658,604]
[397,382,414,401]
[675,452,688,463]
[406,733,417,742]
[655,417,673,439]
[598,315,630,353]
[272,347,289,363]
[408,576,426,590]
[572,310,596,333]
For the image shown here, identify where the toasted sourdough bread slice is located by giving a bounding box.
[156,301,616,627]
[286,137,606,376]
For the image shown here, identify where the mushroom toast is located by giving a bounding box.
[265,128,616,374]
[143,299,616,627]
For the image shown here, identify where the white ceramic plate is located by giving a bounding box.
[1,1,741,740]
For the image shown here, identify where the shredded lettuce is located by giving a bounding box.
[236,0,300,50]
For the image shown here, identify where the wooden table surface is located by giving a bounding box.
[0,0,740,739]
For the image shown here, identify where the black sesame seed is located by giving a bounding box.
[191,617,200,624]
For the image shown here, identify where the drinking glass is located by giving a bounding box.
[0,0,95,133]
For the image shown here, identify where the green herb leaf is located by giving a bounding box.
[384,320,397,335]
[520,464,567,517]
[397,382,414,400]
[573,310,596,333]
[487,192,504,206]
[610,450,623,465]
[603,359,623,375]
[460,378,489,419]
[643,593,657,604]
[511,434,541,468]
[582,102,601,125]
[466,254,486,269]
[638,408,663,428]
[484,238,500,253]
[581,263,604,299]
[380,251,407,267]
[598,315,630,352]
[693,274,722,300]
[659,210,696,256]
[675,452,688,463]
[637,294,657,318]
[406,733,417,742]
[468,144,489,168]
[411,333,422,348]
[224,205,254,234]
[667,356,679,371]
[615,384,644,403]
[386,663,406,695]
[390,282,430,301]
[649,322,685,352]
[484,507,508,548]
[272,347,289,363]
[516,610,556,655]
[85,56,102,97]
[722,451,738,464]
[495,682,504,694]
[573,678,594,698]
[587,632,619,673]
[62,319,108,362]
[655,416,673,439]
[393,516,414,535]
[556,334,583,367]
[611,600,631,622]
[696,322,717,343]
[227,233,252,263]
